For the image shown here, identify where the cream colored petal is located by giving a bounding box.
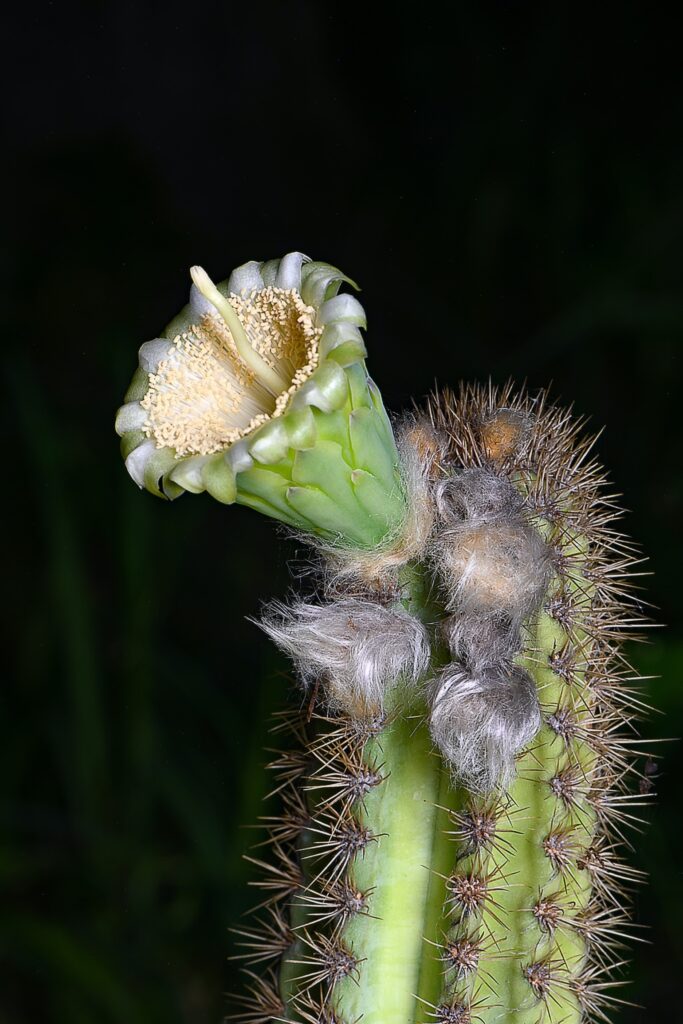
[228,260,265,295]
[227,441,255,474]
[115,401,147,436]
[317,293,367,328]
[275,252,308,290]
[125,440,157,488]
[260,259,280,286]
[189,281,219,320]
[138,339,175,372]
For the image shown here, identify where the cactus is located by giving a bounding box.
[116,254,650,1023]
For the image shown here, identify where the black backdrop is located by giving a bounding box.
[5,3,682,1022]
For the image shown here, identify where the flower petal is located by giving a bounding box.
[115,401,147,436]
[275,251,308,290]
[189,281,219,320]
[125,440,157,488]
[290,361,348,414]
[201,454,237,504]
[317,293,367,328]
[227,441,255,474]
[168,455,210,494]
[259,259,280,286]
[300,263,357,307]
[248,419,291,464]
[228,260,265,295]
[138,339,175,373]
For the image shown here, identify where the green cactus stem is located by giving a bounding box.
[116,258,649,1024]
[236,387,648,1024]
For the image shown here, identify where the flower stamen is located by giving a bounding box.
[190,265,288,394]
[140,279,322,457]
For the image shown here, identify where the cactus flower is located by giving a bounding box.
[115,253,407,548]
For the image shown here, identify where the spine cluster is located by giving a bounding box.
[233,384,650,1024]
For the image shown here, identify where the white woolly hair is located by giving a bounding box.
[441,612,521,673]
[433,468,552,623]
[428,664,541,793]
[438,520,552,620]
[318,416,439,592]
[258,598,431,717]
[435,467,523,526]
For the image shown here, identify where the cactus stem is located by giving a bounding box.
[234,381,651,1024]
[328,708,460,1024]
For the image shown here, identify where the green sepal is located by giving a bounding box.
[281,406,317,450]
[345,362,375,411]
[325,338,368,367]
[368,376,400,451]
[200,455,237,504]
[167,455,210,495]
[246,404,321,465]
[236,466,316,530]
[143,447,182,500]
[313,406,354,460]
[248,420,291,464]
[124,367,149,403]
[291,441,359,521]
[236,489,314,532]
[290,360,348,414]
[366,378,397,446]
[119,430,146,458]
[160,476,184,501]
[349,407,401,493]
[120,431,146,460]
[319,322,367,361]
[284,486,360,543]
[351,468,402,529]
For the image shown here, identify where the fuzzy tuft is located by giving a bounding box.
[478,407,532,463]
[438,519,550,619]
[258,598,431,716]
[427,664,541,792]
[435,467,522,526]
[440,613,521,674]
[433,468,552,624]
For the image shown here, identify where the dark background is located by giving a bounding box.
[4,3,682,1021]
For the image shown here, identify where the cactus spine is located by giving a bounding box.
[236,384,648,1024]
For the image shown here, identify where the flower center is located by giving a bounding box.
[141,286,322,457]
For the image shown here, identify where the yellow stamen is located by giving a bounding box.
[190,265,288,394]
[140,285,322,457]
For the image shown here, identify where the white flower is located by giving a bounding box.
[116,252,406,548]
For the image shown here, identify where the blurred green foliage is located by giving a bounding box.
[4,3,682,1022]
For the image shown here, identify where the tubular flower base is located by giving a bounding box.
[116,258,653,1024]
